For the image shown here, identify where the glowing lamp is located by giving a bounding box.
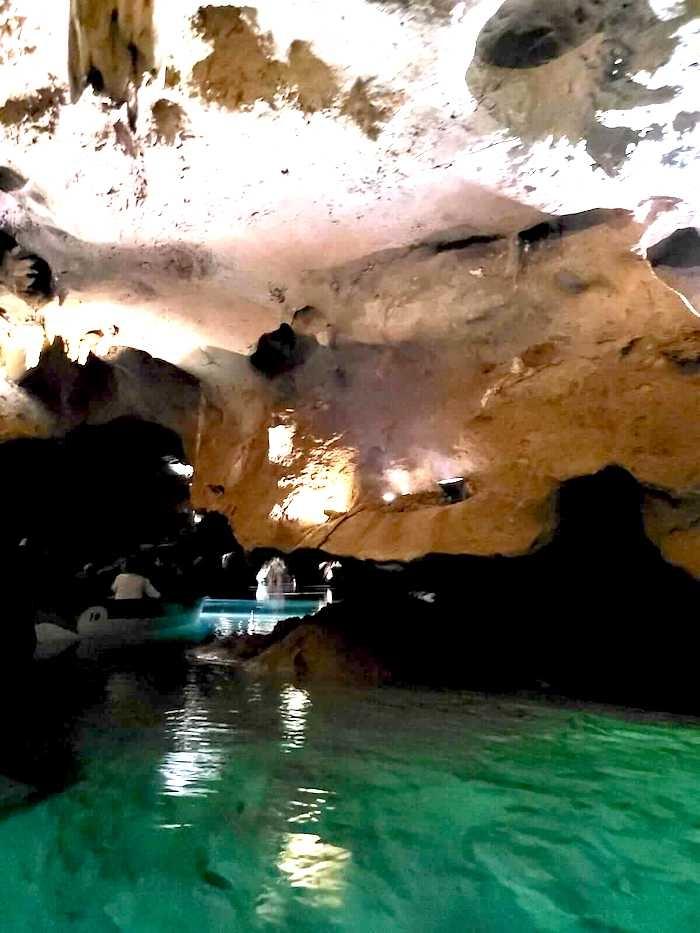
[382,491,397,503]
[163,456,194,479]
[438,477,467,503]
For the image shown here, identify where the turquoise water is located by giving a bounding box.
[200,596,325,636]
[38,598,324,660]
[2,653,700,931]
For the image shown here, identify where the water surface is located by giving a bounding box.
[1,652,699,932]
[201,596,324,636]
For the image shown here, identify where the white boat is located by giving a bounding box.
[35,599,206,658]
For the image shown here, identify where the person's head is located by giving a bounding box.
[122,557,141,575]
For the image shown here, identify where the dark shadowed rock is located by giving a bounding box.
[198,467,700,712]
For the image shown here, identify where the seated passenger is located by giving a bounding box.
[111,561,161,600]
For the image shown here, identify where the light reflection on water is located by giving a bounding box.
[156,675,348,919]
[286,785,335,827]
[201,596,324,637]
[158,679,313,798]
[275,832,351,903]
[2,663,700,931]
[160,681,226,798]
[256,831,352,923]
[279,684,311,753]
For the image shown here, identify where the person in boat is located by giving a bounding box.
[256,556,296,600]
[111,560,161,601]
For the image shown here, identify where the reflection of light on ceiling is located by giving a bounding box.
[269,445,356,525]
[268,423,297,464]
[280,684,311,752]
[271,482,349,525]
[647,0,686,19]
[276,833,350,902]
[43,301,202,369]
[21,326,44,369]
[385,467,411,496]
[381,449,481,497]
[0,314,47,373]
[50,329,116,366]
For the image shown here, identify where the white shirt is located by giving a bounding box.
[111,573,161,600]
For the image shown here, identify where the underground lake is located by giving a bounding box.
[2,646,700,932]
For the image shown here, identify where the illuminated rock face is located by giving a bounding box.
[0,1,698,570]
[192,211,700,571]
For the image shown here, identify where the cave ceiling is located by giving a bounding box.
[0,0,698,568]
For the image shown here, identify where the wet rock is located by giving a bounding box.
[244,617,388,685]
[193,633,270,666]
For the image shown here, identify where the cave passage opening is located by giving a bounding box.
[0,416,218,623]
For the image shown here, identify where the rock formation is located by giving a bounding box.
[0,1,697,575]
[194,467,700,710]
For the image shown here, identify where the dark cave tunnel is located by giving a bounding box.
[0,416,191,563]
[0,416,245,638]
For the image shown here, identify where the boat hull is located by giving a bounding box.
[35,600,206,654]
[77,600,205,641]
